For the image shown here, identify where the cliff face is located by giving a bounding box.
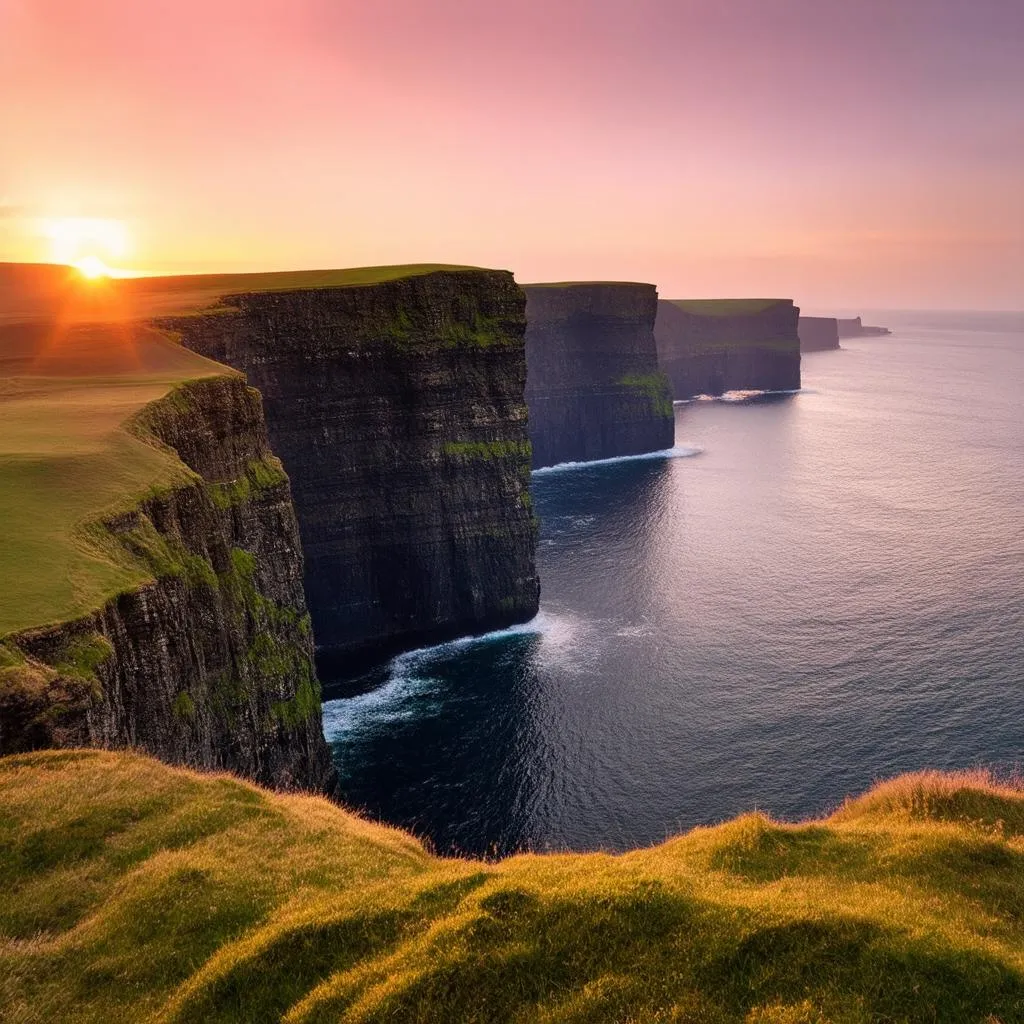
[798,316,841,352]
[654,299,801,397]
[524,283,675,468]
[171,270,539,664]
[0,376,336,794]
[838,317,892,338]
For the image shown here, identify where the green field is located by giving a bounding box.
[522,281,655,288]
[0,263,487,326]
[666,299,792,317]
[1,750,1021,1022]
[0,321,229,637]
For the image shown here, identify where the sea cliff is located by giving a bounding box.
[0,366,335,793]
[798,315,841,352]
[838,316,892,338]
[654,298,801,397]
[169,267,540,664]
[524,282,675,468]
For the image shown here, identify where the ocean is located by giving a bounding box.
[323,310,1024,857]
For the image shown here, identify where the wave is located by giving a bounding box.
[693,388,801,404]
[532,445,702,476]
[321,611,586,738]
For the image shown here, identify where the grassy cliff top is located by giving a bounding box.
[0,262,490,325]
[665,298,793,316]
[523,280,656,289]
[2,749,1022,1022]
[0,260,486,636]
[0,316,229,637]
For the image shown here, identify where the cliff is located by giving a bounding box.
[5,749,1023,1023]
[0,361,336,792]
[654,298,801,397]
[168,267,539,663]
[838,316,892,338]
[523,282,675,468]
[798,315,841,352]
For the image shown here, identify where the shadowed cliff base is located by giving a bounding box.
[2,749,1022,1023]
[655,298,801,398]
[523,282,674,469]
[169,266,540,665]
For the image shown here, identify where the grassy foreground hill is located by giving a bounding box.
[2,751,1022,1023]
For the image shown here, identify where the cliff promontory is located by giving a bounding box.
[168,266,540,663]
[798,315,841,352]
[654,298,801,397]
[524,282,675,468]
[0,296,335,792]
[838,316,892,338]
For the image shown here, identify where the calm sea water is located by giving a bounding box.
[323,311,1024,856]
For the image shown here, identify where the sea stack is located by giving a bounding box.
[654,298,801,397]
[798,316,841,352]
[172,266,540,665]
[523,282,675,469]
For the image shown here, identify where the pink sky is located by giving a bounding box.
[2,0,1021,308]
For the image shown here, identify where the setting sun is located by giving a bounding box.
[74,254,113,279]
[43,216,128,277]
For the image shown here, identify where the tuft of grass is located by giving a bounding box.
[619,371,675,418]
[442,439,533,461]
[1,751,1022,1023]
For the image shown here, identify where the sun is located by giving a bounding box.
[42,217,129,279]
[74,254,113,280]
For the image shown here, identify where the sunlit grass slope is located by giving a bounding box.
[0,320,228,637]
[0,262,486,325]
[2,750,1022,1023]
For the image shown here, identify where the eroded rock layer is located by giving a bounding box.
[172,270,540,663]
[654,299,801,397]
[1,376,336,793]
[524,283,675,468]
[799,316,841,352]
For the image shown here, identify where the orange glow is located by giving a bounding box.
[74,254,112,280]
[43,217,129,279]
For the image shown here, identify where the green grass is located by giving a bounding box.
[0,263,491,326]
[1,751,1022,1023]
[666,299,792,316]
[619,372,675,418]
[0,320,230,637]
[522,281,655,289]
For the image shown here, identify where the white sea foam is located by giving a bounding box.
[531,445,702,476]
[694,388,801,404]
[322,611,586,737]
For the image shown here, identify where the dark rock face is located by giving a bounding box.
[654,299,801,397]
[2,377,337,794]
[172,270,540,664]
[838,317,892,338]
[798,316,841,352]
[524,283,675,469]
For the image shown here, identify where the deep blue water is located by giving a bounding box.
[323,311,1024,857]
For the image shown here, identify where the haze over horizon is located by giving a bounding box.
[1,0,1021,309]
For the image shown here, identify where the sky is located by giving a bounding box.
[1,0,1022,308]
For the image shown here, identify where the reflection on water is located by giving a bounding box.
[324,312,1024,856]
